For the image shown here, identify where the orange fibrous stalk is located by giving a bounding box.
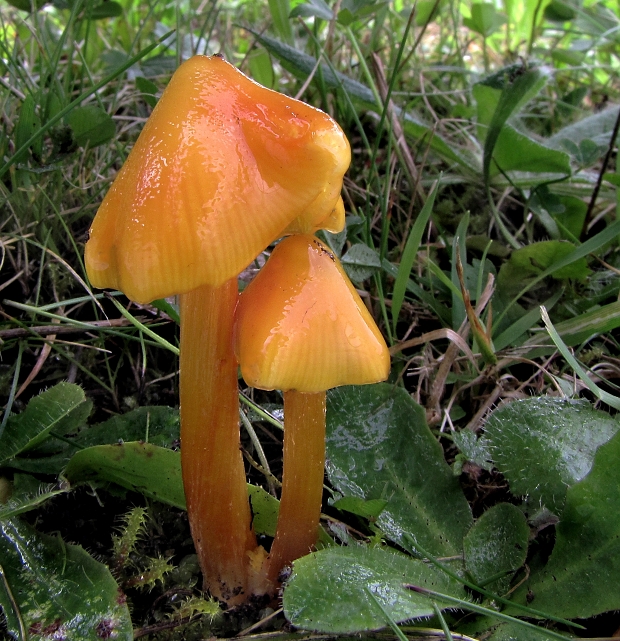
[264,391,326,585]
[180,280,257,604]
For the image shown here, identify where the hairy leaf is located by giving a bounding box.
[0,518,132,640]
[485,398,620,513]
[283,545,466,632]
[327,384,472,557]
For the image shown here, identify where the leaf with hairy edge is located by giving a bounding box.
[0,518,132,640]
[485,398,620,513]
[283,545,466,633]
[9,405,179,475]
[0,383,91,464]
[326,384,472,557]
[341,243,381,283]
[492,125,571,177]
[509,430,620,618]
[488,622,568,640]
[463,503,529,594]
[549,105,620,150]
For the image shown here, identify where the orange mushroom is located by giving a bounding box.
[84,55,350,605]
[234,234,390,586]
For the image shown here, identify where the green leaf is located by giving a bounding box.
[482,67,549,185]
[248,48,276,89]
[13,94,41,162]
[497,241,590,294]
[491,125,571,177]
[85,406,179,447]
[4,0,47,10]
[463,3,507,37]
[451,213,469,330]
[603,172,620,187]
[326,384,472,557]
[268,0,294,44]
[551,48,585,66]
[248,485,279,537]
[135,76,158,95]
[341,243,381,283]
[0,518,132,640]
[0,486,68,522]
[510,429,620,618]
[135,76,158,108]
[9,405,179,474]
[1,32,173,179]
[62,442,278,536]
[484,398,620,513]
[392,180,439,332]
[414,0,438,25]
[283,545,466,632]
[0,383,91,464]
[337,0,385,25]
[150,298,180,324]
[541,307,620,411]
[87,0,123,18]
[475,85,498,135]
[520,300,620,357]
[452,429,493,472]
[331,496,388,519]
[382,258,452,325]
[63,442,185,507]
[463,503,529,594]
[67,105,116,148]
[544,0,576,21]
[549,105,620,150]
[488,622,568,640]
[290,0,334,20]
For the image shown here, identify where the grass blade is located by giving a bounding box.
[0,31,174,180]
[406,585,572,641]
[392,179,439,333]
[541,306,620,410]
[493,288,563,351]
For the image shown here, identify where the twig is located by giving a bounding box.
[237,607,283,636]
[133,616,191,638]
[0,318,146,340]
[582,106,620,239]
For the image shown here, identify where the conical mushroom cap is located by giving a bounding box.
[85,56,351,303]
[234,234,390,393]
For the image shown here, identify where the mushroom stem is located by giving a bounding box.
[179,280,255,604]
[265,390,326,585]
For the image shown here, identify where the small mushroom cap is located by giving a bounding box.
[85,55,351,304]
[234,234,390,393]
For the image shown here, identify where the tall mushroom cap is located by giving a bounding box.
[85,55,351,303]
[234,234,390,393]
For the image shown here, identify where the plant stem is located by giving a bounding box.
[179,280,255,605]
[266,390,326,585]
